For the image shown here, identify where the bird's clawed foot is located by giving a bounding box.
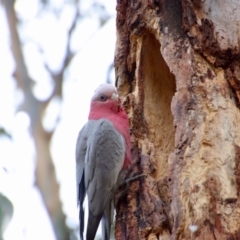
[118,173,146,197]
[115,173,145,206]
[120,173,146,188]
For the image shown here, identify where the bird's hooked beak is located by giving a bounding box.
[111,92,122,111]
[111,92,119,104]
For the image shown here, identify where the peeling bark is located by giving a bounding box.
[115,0,240,239]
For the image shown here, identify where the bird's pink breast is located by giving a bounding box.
[89,102,131,168]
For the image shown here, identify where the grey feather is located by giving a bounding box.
[76,119,125,240]
[101,200,114,240]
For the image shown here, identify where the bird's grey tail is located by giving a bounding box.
[87,211,102,240]
[79,206,85,240]
[78,173,86,240]
[101,200,114,240]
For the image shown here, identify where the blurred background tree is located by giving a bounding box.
[0,0,116,239]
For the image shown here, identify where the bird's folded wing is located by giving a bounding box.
[85,119,125,215]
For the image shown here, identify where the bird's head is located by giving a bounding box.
[89,84,123,119]
[91,84,121,110]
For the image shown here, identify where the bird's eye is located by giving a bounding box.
[99,94,107,102]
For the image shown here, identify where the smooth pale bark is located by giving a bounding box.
[115,0,240,239]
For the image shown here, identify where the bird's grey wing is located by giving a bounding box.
[101,199,114,240]
[85,119,125,240]
[75,122,92,240]
[76,123,89,191]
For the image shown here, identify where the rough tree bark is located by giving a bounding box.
[115,0,240,239]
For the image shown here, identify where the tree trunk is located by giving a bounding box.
[115,0,240,239]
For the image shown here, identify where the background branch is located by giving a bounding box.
[2,0,77,239]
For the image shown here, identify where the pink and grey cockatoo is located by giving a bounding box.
[76,84,131,240]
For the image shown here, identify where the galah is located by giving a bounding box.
[76,83,131,240]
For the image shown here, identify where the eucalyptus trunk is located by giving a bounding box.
[115,0,240,239]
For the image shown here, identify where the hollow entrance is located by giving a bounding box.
[140,33,176,179]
